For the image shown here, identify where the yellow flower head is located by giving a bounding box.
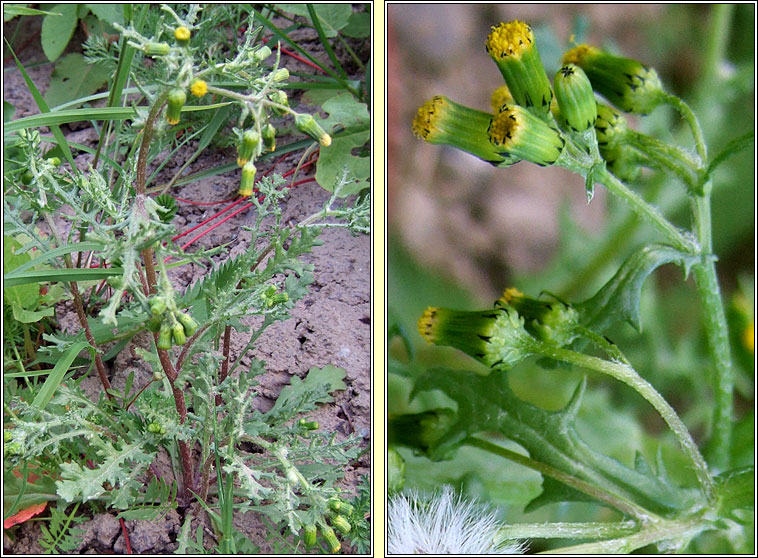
[490,85,514,113]
[418,305,533,371]
[488,104,564,166]
[174,26,191,42]
[485,20,534,60]
[189,79,207,98]
[499,287,524,305]
[412,96,445,141]
[413,96,510,166]
[562,44,599,66]
[486,20,553,114]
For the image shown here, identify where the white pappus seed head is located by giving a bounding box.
[388,487,526,554]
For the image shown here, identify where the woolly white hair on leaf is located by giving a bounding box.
[388,487,526,554]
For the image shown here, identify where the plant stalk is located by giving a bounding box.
[495,520,639,543]
[532,343,714,502]
[41,213,113,398]
[135,90,195,499]
[538,516,711,554]
[691,181,734,472]
[596,168,696,254]
[466,436,656,521]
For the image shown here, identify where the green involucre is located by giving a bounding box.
[412,95,512,166]
[563,44,665,115]
[488,104,564,166]
[554,64,597,132]
[486,20,553,114]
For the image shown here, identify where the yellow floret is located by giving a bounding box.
[486,20,534,60]
[190,79,207,98]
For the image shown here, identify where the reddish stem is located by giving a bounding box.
[119,517,132,554]
[171,198,247,242]
[216,325,232,406]
[261,37,327,74]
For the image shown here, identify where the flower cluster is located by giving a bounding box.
[120,14,332,198]
[413,19,668,172]
[418,287,579,371]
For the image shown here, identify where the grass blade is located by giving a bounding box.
[4,268,122,287]
[307,4,347,80]
[254,11,340,82]
[6,241,105,275]
[32,341,92,409]
[4,40,75,168]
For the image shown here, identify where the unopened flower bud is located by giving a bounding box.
[321,525,341,554]
[157,326,172,350]
[388,447,406,494]
[150,297,167,316]
[177,311,198,337]
[239,161,257,197]
[486,20,553,114]
[144,42,171,56]
[413,96,513,166]
[271,68,289,82]
[488,104,565,166]
[166,88,186,125]
[331,515,351,535]
[262,123,276,152]
[237,129,261,167]
[254,45,272,62]
[298,418,319,430]
[269,90,289,116]
[295,113,331,146]
[303,524,317,547]
[562,44,665,114]
[553,64,597,132]
[328,498,354,515]
[418,305,533,371]
[172,322,186,346]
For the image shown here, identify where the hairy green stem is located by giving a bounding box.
[531,343,714,502]
[135,89,195,499]
[701,5,734,93]
[538,516,712,554]
[466,436,656,521]
[627,131,700,190]
[661,93,707,164]
[41,213,113,398]
[691,181,734,472]
[495,520,639,543]
[596,168,696,253]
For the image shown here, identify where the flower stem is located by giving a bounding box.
[531,343,714,502]
[494,520,639,543]
[596,167,696,254]
[661,93,707,163]
[691,181,734,472]
[627,130,700,190]
[465,436,656,521]
[538,516,710,554]
[135,89,195,500]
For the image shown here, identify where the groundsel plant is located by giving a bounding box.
[396,15,753,554]
[388,487,525,554]
[4,5,368,553]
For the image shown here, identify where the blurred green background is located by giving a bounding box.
[387,4,754,553]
